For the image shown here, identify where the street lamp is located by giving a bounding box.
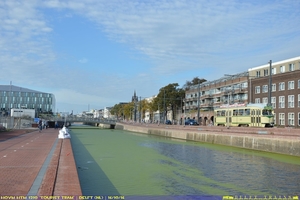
[197,82,201,125]
[183,98,186,127]
[163,89,166,123]
[268,60,272,107]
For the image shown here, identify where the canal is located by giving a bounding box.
[70,127,300,196]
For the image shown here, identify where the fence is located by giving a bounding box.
[0,116,35,130]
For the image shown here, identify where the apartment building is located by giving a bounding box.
[184,71,249,124]
[184,56,300,127]
[249,56,300,127]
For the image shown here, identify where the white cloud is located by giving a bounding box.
[1,0,299,112]
[78,58,88,63]
[46,0,299,75]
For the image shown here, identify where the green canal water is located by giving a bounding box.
[70,127,300,196]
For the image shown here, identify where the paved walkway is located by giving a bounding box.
[0,128,81,195]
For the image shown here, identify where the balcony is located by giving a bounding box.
[201,102,214,108]
[235,88,246,94]
[202,94,214,99]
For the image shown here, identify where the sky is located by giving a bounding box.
[1,0,299,114]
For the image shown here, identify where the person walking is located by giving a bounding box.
[38,119,43,132]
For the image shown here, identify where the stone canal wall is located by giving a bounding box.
[116,123,300,157]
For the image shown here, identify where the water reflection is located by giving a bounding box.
[139,139,300,195]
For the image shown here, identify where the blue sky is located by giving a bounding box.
[1,0,299,114]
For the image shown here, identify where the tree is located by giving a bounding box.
[151,83,185,122]
[183,77,207,91]
[123,102,134,120]
[110,103,123,120]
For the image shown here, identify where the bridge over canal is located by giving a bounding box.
[50,116,117,128]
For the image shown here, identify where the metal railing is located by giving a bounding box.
[50,116,117,125]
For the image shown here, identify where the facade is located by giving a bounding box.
[184,71,249,125]
[11,108,35,118]
[0,84,55,117]
[249,56,300,127]
[183,56,300,127]
[103,107,112,119]
[144,95,156,123]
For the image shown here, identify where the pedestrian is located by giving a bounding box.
[45,121,48,129]
[55,121,58,129]
[38,119,42,132]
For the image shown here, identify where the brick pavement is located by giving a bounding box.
[0,128,82,195]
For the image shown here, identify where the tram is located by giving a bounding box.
[214,103,274,127]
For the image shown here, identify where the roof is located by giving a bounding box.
[0,85,44,93]
[248,56,300,71]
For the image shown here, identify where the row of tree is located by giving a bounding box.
[110,77,207,122]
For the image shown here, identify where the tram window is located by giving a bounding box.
[238,109,244,116]
[221,110,225,116]
[233,110,238,116]
[262,109,272,115]
[245,109,250,115]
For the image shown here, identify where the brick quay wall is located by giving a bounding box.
[116,123,300,157]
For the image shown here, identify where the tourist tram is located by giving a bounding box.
[214,103,274,127]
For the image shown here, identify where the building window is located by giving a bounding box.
[280,65,285,73]
[298,79,300,88]
[279,96,285,108]
[298,94,300,107]
[288,113,294,126]
[279,82,285,91]
[256,71,260,77]
[264,69,268,76]
[255,86,260,94]
[272,83,276,92]
[298,113,300,126]
[262,97,268,104]
[271,97,276,108]
[255,98,260,103]
[288,81,294,90]
[289,63,295,71]
[279,113,285,125]
[262,85,268,93]
[288,95,294,108]
[272,68,276,75]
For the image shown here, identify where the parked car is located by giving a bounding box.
[185,119,199,126]
[165,120,172,125]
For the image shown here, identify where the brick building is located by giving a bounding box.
[184,56,300,127]
[249,56,300,127]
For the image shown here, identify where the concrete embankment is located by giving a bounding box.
[116,123,300,157]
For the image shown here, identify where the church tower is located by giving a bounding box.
[132,90,138,122]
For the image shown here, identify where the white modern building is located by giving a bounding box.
[0,84,56,117]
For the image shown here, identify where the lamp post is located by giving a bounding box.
[268,60,272,107]
[183,98,186,127]
[163,90,165,123]
[197,81,201,125]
